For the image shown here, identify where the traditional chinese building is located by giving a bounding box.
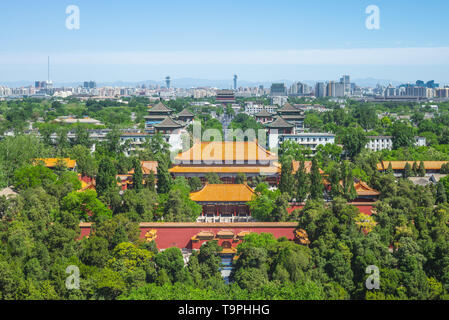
[144,102,174,133]
[377,161,449,176]
[254,109,274,124]
[276,102,305,130]
[176,108,195,125]
[78,221,300,250]
[169,141,281,186]
[117,161,158,190]
[33,158,77,171]
[190,184,255,222]
[153,116,183,134]
[352,181,381,202]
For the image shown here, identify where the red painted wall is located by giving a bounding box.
[139,226,296,249]
[78,225,92,240]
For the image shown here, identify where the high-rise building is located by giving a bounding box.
[426,80,439,89]
[326,81,335,97]
[289,82,311,96]
[315,82,326,98]
[340,75,351,96]
[334,83,345,97]
[270,83,286,96]
[83,81,96,89]
[233,75,238,91]
[165,76,171,89]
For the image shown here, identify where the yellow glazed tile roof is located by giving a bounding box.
[190,184,255,202]
[174,141,278,162]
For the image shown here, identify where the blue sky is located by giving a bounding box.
[1,0,449,84]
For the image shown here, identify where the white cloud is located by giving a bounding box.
[1,47,449,65]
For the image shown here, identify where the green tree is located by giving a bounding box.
[412,161,419,176]
[145,170,156,192]
[156,156,172,194]
[132,159,143,191]
[418,161,426,177]
[279,156,294,197]
[294,160,309,203]
[436,182,447,204]
[309,158,323,200]
[392,122,415,149]
[205,172,221,184]
[13,165,57,190]
[403,162,413,179]
[235,172,247,184]
[341,127,367,159]
[188,177,203,192]
[271,193,290,222]
[61,189,112,222]
[96,157,118,197]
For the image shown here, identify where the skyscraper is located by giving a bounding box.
[165,76,171,89]
[233,75,238,91]
[340,75,351,96]
[270,83,286,96]
[315,82,326,98]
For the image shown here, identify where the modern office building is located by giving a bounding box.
[270,83,287,96]
[83,81,97,89]
[315,82,326,97]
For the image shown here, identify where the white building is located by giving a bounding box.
[244,102,277,115]
[366,136,427,152]
[271,96,288,106]
[270,132,336,151]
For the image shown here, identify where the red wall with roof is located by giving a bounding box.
[139,226,296,249]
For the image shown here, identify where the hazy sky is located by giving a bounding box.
[1,0,449,84]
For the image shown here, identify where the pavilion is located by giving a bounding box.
[190,183,255,222]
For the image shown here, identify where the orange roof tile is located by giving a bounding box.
[190,184,255,202]
[377,161,449,171]
[217,230,235,237]
[128,161,158,175]
[34,158,77,169]
[174,141,278,163]
[292,161,324,174]
[169,163,280,174]
[354,181,380,196]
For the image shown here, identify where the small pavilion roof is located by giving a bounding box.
[148,102,173,113]
[354,181,381,196]
[177,108,194,117]
[153,117,182,128]
[278,103,297,113]
[266,116,294,128]
[254,109,273,117]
